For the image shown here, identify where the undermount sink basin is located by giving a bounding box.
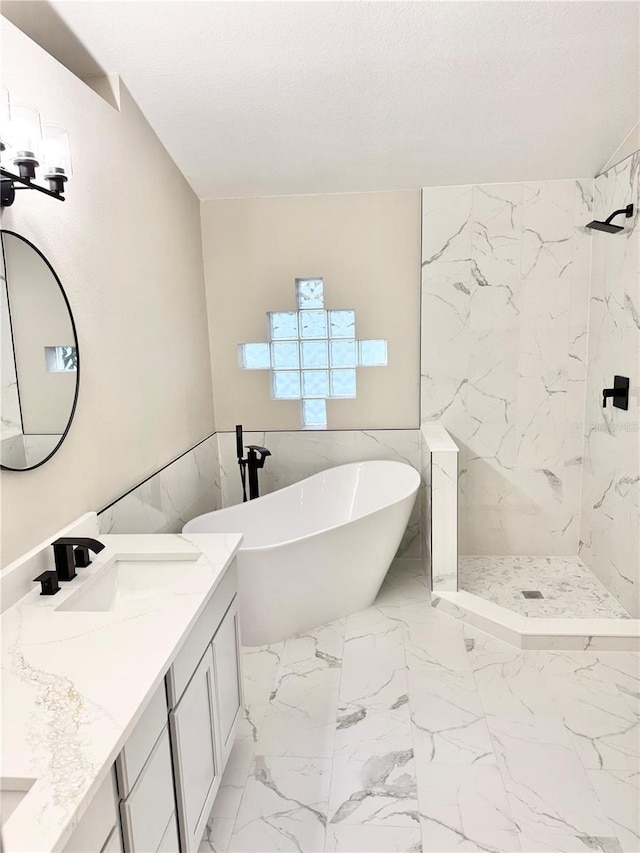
[1,778,35,827]
[57,559,201,613]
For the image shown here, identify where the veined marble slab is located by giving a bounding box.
[579,150,640,618]
[421,179,594,557]
[98,433,220,536]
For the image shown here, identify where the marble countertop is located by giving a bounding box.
[1,532,242,853]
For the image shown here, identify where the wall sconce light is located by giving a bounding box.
[1,85,72,206]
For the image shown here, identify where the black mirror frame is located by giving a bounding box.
[0,229,80,472]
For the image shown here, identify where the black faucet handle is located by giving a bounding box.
[52,537,105,581]
[33,571,60,596]
[74,546,92,568]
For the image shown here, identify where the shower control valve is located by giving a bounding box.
[602,376,629,410]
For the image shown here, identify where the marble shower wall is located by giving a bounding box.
[217,429,423,557]
[579,151,640,617]
[98,434,220,535]
[421,180,593,555]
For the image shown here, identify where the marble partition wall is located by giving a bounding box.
[421,180,593,555]
[580,151,640,617]
[421,423,458,590]
[98,434,220,535]
[217,429,424,558]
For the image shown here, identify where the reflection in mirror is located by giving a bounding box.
[1,231,79,470]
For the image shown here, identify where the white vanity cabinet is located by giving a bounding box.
[116,684,179,853]
[166,563,243,852]
[67,561,242,853]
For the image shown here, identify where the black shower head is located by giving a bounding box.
[586,203,634,233]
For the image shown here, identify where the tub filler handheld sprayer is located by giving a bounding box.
[236,424,271,502]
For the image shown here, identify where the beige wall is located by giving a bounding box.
[0,19,214,565]
[201,191,421,431]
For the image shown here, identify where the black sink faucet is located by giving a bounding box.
[52,537,106,581]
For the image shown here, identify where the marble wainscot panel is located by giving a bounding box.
[217,429,424,558]
[579,150,640,617]
[421,422,458,591]
[421,179,593,555]
[98,433,220,535]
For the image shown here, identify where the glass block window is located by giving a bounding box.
[331,369,356,398]
[239,278,387,428]
[300,309,327,339]
[329,310,355,338]
[272,341,299,369]
[269,311,298,340]
[238,343,272,369]
[330,339,357,368]
[302,370,329,398]
[296,278,324,309]
[301,340,328,368]
[302,398,327,428]
[45,345,78,373]
[272,371,301,399]
[359,339,388,366]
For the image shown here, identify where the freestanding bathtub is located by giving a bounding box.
[183,460,420,645]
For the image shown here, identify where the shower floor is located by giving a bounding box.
[459,555,631,619]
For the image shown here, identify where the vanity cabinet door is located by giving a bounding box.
[169,646,221,852]
[212,598,242,766]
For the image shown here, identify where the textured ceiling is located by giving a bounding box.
[48,0,639,198]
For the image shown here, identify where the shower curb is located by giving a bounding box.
[432,590,640,651]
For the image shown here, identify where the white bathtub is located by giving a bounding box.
[183,460,420,645]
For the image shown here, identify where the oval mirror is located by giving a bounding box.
[1,230,79,471]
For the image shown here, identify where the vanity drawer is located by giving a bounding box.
[63,769,118,853]
[120,727,175,853]
[166,560,237,707]
[116,682,167,796]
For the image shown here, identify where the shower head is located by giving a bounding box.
[586,203,634,233]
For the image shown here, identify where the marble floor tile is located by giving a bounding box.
[487,715,614,837]
[325,825,422,852]
[404,610,472,676]
[516,834,623,852]
[590,653,640,716]
[198,817,235,853]
[334,705,413,759]
[256,623,343,758]
[208,739,257,823]
[329,748,419,828]
[229,756,331,853]
[340,608,408,712]
[235,703,266,746]
[465,631,557,717]
[459,556,630,619]
[203,559,639,853]
[588,771,640,853]
[550,676,639,771]
[416,763,519,852]
[408,669,495,764]
[376,559,431,606]
[241,643,284,708]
